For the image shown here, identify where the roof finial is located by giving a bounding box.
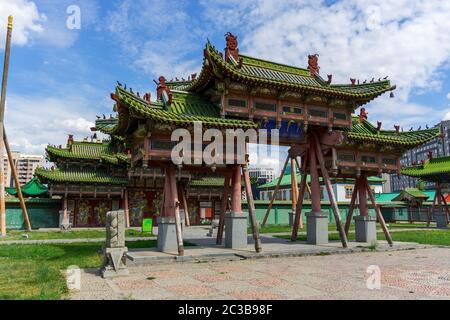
[307,54,319,76]
[7,16,12,30]
[359,107,368,123]
[224,32,239,62]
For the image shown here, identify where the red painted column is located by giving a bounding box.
[358,178,368,216]
[231,165,242,213]
[309,143,321,213]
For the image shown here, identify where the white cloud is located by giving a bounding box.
[0,0,46,46]
[201,0,450,127]
[4,94,100,155]
[447,92,450,100]
[444,111,450,121]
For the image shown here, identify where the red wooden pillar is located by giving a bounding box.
[231,165,242,213]
[309,141,321,213]
[358,177,368,216]
[124,190,130,228]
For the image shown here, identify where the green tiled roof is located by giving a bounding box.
[116,85,257,129]
[258,174,383,189]
[347,117,440,148]
[392,188,429,201]
[95,118,119,135]
[401,156,450,182]
[5,177,48,197]
[184,41,395,104]
[46,140,129,165]
[35,167,128,185]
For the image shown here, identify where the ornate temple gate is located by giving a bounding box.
[38,32,439,256]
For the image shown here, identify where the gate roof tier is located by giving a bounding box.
[109,85,258,136]
[344,117,440,150]
[35,167,128,185]
[401,156,450,183]
[174,41,395,107]
[46,140,129,165]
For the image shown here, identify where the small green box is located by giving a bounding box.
[142,218,153,233]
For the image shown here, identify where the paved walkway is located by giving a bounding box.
[71,247,450,300]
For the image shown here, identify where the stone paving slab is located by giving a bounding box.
[71,247,450,300]
[127,233,428,265]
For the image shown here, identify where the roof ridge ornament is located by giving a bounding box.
[224,32,239,62]
[307,54,319,76]
[358,107,368,123]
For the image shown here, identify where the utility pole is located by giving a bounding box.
[0,16,13,236]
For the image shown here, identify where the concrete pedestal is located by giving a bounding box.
[101,247,129,278]
[434,212,448,229]
[157,217,178,253]
[354,215,377,243]
[306,211,328,245]
[59,210,72,231]
[225,212,248,249]
[288,211,295,227]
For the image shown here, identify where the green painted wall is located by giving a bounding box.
[6,200,60,230]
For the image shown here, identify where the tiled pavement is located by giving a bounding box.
[71,247,450,300]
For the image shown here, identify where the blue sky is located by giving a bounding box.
[1,0,450,173]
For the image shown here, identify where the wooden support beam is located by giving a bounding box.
[3,128,31,231]
[344,178,359,235]
[179,183,190,227]
[365,177,393,246]
[312,132,348,248]
[216,172,231,245]
[262,154,290,226]
[291,158,297,213]
[293,156,304,229]
[0,17,13,237]
[167,167,184,256]
[291,150,308,241]
[123,190,130,228]
[428,191,437,227]
[242,164,262,252]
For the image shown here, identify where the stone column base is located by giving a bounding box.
[306,211,328,245]
[59,210,72,231]
[157,217,178,253]
[354,215,377,243]
[101,247,129,278]
[434,212,448,229]
[288,211,295,227]
[225,212,248,249]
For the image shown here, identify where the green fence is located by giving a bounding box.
[5,198,61,230]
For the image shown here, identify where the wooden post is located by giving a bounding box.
[230,165,242,213]
[344,178,359,235]
[0,17,13,237]
[440,192,450,224]
[428,191,437,227]
[242,164,262,252]
[3,129,31,230]
[123,189,130,228]
[291,150,308,241]
[291,158,298,212]
[312,132,348,248]
[365,178,393,246]
[262,154,290,226]
[63,196,68,222]
[167,167,184,256]
[179,183,190,227]
[293,157,304,229]
[216,172,231,245]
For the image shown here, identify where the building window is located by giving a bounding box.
[282,106,302,114]
[308,109,328,118]
[338,152,355,162]
[361,155,376,163]
[333,112,347,120]
[345,186,353,199]
[254,101,276,112]
[382,157,396,165]
[228,98,247,108]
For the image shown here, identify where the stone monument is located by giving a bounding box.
[101,210,129,278]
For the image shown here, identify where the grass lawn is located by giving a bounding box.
[0,240,193,300]
[254,222,433,234]
[0,229,154,241]
[277,229,450,246]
